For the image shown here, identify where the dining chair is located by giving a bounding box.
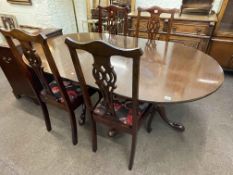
[65,38,155,170]
[135,6,177,41]
[0,14,18,30]
[98,4,129,36]
[0,28,96,145]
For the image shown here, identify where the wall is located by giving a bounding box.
[0,0,77,34]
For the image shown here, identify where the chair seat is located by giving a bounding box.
[94,97,149,126]
[48,80,82,103]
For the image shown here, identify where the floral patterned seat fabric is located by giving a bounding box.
[94,97,149,126]
[49,80,82,103]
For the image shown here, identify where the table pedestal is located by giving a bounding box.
[156,105,185,132]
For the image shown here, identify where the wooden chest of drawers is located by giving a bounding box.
[128,12,217,52]
[0,44,38,100]
[0,28,63,101]
[208,38,233,70]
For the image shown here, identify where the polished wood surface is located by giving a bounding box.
[207,0,233,71]
[135,6,177,41]
[0,44,39,101]
[208,37,233,70]
[40,32,224,103]
[98,5,129,35]
[180,0,214,15]
[128,11,216,52]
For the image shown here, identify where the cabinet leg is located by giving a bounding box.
[13,91,21,99]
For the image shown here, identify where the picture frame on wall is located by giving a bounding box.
[7,0,32,5]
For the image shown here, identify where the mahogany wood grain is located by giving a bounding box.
[39,33,223,104]
[98,5,129,36]
[135,6,177,41]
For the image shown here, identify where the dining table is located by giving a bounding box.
[38,32,224,131]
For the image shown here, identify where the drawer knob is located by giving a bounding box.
[172,27,177,33]
[196,28,202,34]
[2,57,12,64]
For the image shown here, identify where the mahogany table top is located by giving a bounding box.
[39,32,224,103]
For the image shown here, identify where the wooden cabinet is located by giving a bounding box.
[208,38,233,70]
[208,0,233,71]
[0,28,63,101]
[0,44,38,100]
[128,12,217,52]
[170,35,209,51]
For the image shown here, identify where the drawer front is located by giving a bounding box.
[208,39,233,69]
[172,22,210,35]
[130,16,213,37]
[170,36,208,52]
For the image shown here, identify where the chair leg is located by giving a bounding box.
[68,110,78,145]
[79,104,86,126]
[146,114,154,133]
[128,133,137,170]
[146,106,156,133]
[91,117,97,152]
[39,101,51,132]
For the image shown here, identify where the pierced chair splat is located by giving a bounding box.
[65,38,155,170]
[98,4,129,36]
[0,28,97,145]
[136,6,178,41]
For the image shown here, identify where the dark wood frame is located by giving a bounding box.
[207,0,233,71]
[136,6,177,41]
[214,0,233,38]
[98,4,129,36]
[7,0,32,5]
[0,14,18,29]
[0,28,94,145]
[65,38,155,170]
[180,0,214,15]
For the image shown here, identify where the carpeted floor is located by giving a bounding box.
[0,69,232,175]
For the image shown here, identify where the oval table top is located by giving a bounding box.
[41,32,224,104]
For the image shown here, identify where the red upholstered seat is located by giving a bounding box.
[94,97,149,126]
[49,80,82,103]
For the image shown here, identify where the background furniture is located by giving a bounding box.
[135,6,177,41]
[0,14,18,30]
[65,38,154,170]
[0,28,63,103]
[129,11,217,52]
[207,0,233,71]
[180,0,214,15]
[111,0,131,10]
[98,5,129,35]
[0,42,38,101]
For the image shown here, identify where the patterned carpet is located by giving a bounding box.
[0,68,232,175]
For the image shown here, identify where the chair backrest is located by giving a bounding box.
[0,28,72,107]
[0,14,18,30]
[65,38,143,126]
[98,5,129,36]
[136,6,177,41]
